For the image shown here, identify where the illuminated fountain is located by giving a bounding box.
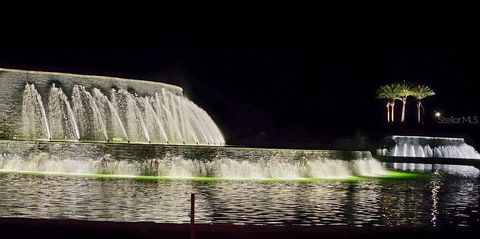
[0,142,386,179]
[0,68,387,179]
[2,68,224,145]
[382,135,480,173]
[386,135,480,159]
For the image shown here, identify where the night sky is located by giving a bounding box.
[1,44,479,148]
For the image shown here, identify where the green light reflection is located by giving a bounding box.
[0,169,429,182]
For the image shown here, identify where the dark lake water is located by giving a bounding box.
[0,166,479,227]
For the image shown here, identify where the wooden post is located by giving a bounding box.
[190,193,195,239]
[190,193,195,224]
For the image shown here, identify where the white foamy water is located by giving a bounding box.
[0,152,386,179]
[387,136,480,159]
[382,136,480,175]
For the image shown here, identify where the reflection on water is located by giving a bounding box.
[430,172,441,226]
[0,171,479,226]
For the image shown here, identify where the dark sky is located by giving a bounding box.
[1,44,479,147]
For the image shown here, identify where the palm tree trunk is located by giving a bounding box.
[401,97,407,123]
[391,101,395,123]
[386,103,391,122]
[420,101,425,123]
[416,100,421,123]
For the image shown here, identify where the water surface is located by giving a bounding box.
[1,167,478,227]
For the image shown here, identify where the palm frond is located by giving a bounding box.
[376,83,402,100]
[410,85,436,100]
[398,81,413,97]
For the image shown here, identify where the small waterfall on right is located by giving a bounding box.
[387,136,480,159]
[384,135,480,175]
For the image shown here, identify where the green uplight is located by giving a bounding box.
[380,170,430,180]
[0,169,430,182]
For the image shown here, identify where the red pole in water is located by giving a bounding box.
[190,193,195,224]
[190,193,195,239]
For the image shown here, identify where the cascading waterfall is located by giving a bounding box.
[4,68,388,180]
[48,84,80,141]
[107,94,130,142]
[155,90,184,143]
[91,88,113,142]
[21,83,51,140]
[383,135,480,173]
[20,83,225,145]
[0,154,386,179]
[72,85,108,141]
[0,70,387,179]
[0,141,387,179]
[143,97,168,143]
[119,89,150,143]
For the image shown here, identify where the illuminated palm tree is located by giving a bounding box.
[410,85,435,123]
[399,81,413,123]
[376,84,402,123]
